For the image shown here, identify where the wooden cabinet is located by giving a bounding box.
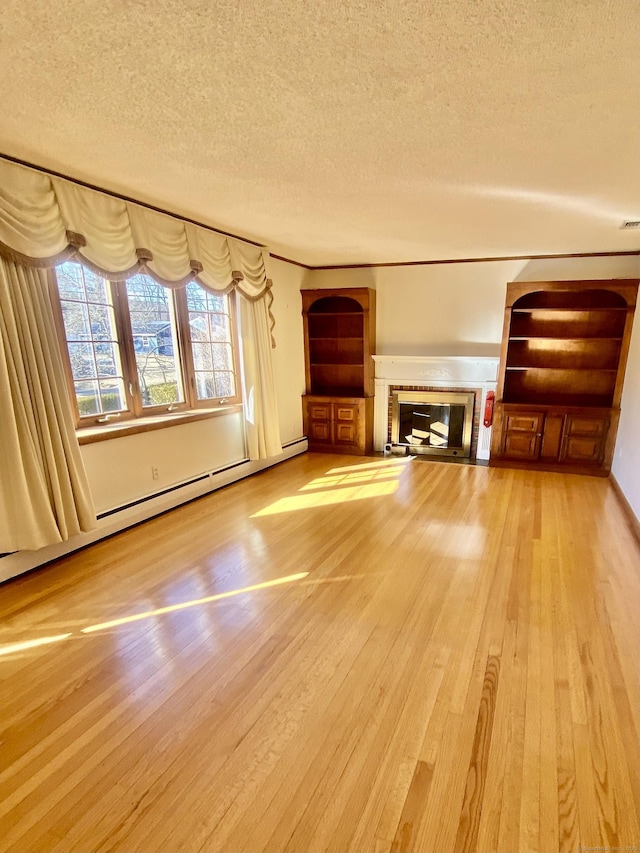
[490,280,637,475]
[500,410,545,460]
[302,288,375,454]
[496,404,613,473]
[303,396,373,454]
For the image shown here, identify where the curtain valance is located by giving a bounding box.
[0,158,272,300]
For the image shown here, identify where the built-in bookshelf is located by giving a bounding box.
[490,280,638,475]
[302,288,375,454]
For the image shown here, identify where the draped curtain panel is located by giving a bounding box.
[0,257,96,551]
[0,158,283,550]
[240,295,283,461]
[0,159,273,298]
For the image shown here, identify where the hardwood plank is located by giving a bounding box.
[453,655,500,852]
[0,453,638,853]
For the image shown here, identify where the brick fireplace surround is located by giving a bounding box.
[372,355,500,461]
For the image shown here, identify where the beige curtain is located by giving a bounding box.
[0,157,279,357]
[0,158,272,299]
[240,294,282,460]
[0,257,96,551]
[0,158,282,552]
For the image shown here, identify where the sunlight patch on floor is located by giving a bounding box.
[81,572,309,633]
[325,458,414,475]
[252,480,399,516]
[0,633,72,657]
[0,573,309,659]
[300,466,406,491]
[252,457,411,516]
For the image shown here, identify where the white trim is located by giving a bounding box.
[373,356,499,458]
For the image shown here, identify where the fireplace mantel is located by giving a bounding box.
[373,355,499,459]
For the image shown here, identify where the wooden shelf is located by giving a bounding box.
[302,288,376,454]
[512,306,629,314]
[510,317,626,339]
[508,336,622,341]
[308,386,367,398]
[307,311,363,316]
[491,279,638,475]
[311,362,365,367]
[504,393,615,408]
[505,366,617,372]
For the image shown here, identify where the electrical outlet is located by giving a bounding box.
[151,466,159,480]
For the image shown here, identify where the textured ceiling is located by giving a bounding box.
[1,0,639,266]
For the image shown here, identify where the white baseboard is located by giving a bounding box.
[0,439,308,585]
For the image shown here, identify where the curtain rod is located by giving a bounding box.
[0,152,266,250]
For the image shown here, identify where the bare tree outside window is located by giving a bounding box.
[51,263,241,426]
[186,281,236,401]
[125,276,184,407]
[56,262,127,416]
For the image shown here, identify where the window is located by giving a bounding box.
[51,262,240,426]
[184,281,237,401]
[125,275,185,409]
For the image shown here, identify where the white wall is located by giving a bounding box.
[3,251,638,582]
[268,257,307,444]
[612,304,640,520]
[81,413,247,515]
[0,257,308,582]
[307,254,640,519]
[81,256,307,516]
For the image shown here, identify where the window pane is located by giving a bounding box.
[195,372,216,399]
[192,342,213,371]
[67,342,96,379]
[189,312,209,339]
[185,282,236,401]
[211,343,232,371]
[83,268,109,304]
[74,380,100,416]
[95,341,120,377]
[61,301,91,341]
[215,372,234,398]
[57,264,85,301]
[88,304,114,340]
[55,262,128,417]
[210,313,231,342]
[186,288,207,312]
[99,379,127,412]
[125,275,184,408]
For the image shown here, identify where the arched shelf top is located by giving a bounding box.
[513,289,627,311]
[307,295,364,314]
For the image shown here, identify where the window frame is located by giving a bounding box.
[48,265,242,430]
[174,281,242,412]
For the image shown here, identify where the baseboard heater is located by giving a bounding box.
[0,438,308,583]
[97,463,246,520]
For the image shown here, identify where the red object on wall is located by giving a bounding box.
[483,391,495,427]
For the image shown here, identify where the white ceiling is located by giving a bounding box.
[1,0,639,267]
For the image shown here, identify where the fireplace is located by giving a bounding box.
[373,355,500,461]
[391,390,475,458]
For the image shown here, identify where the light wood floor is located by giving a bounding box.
[0,453,639,853]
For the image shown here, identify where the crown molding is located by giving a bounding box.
[3,155,639,272]
[308,250,640,271]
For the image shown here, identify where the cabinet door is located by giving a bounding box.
[560,415,608,464]
[540,414,564,459]
[333,403,359,448]
[501,411,544,459]
[306,400,333,446]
